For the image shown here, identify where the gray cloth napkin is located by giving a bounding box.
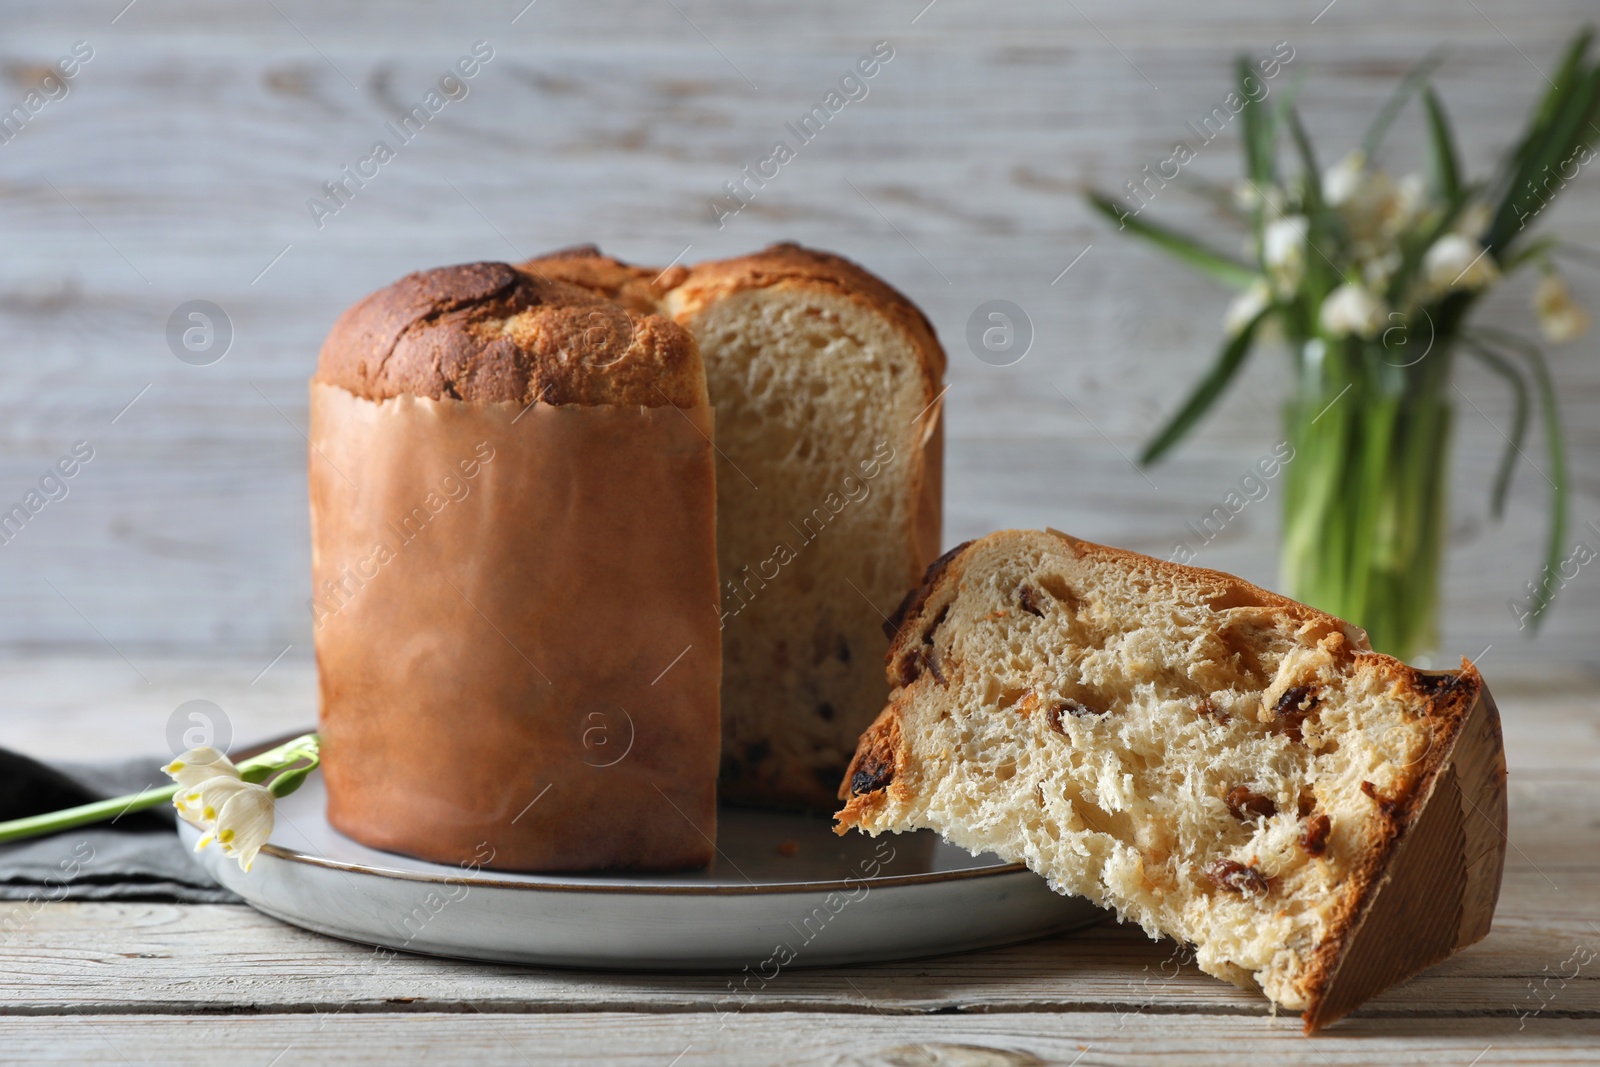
[0,748,242,903]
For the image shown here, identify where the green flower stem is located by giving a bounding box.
[0,733,320,846]
[1280,346,1453,661]
[1473,328,1570,627]
[0,785,179,845]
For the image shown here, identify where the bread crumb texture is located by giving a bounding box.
[675,280,932,803]
[837,529,1480,1016]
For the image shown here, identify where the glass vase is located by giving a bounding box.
[1279,339,1453,663]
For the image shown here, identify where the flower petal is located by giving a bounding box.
[162,746,241,789]
[1423,234,1497,293]
[177,776,253,830]
[213,783,276,874]
[1319,283,1388,339]
[1535,273,1590,343]
[1224,282,1273,338]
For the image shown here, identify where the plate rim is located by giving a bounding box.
[240,837,1033,896]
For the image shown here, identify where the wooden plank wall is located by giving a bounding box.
[1,0,1597,677]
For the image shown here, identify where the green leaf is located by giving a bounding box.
[1286,106,1323,207]
[1461,337,1531,518]
[1488,56,1600,254]
[1362,51,1445,159]
[1422,86,1463,204]
[1498,235,1559,274]
[1140,307,1269,465]
[1085,192,1262,289]
[1475,327,1570,628]
[1283,107,1337,293]
[1237,54,1276,186]
[1489,35,1586,223]
[269,766,313,799]
[1518,27,1595,168]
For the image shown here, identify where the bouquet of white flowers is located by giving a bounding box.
[1089,30,1600,660]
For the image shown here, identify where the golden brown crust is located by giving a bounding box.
[836,700,906,805]
[668,242,948,389]
[1296,661,1491,1031]
[884,540,974,645]
[836,700,905,825]
[1039,529,1372,654]
[879,530,1369,695]
[521,245,686,314]
[315,261,705,408]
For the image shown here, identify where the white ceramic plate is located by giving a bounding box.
[182,776,1103,968]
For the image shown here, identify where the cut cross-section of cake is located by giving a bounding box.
[523,243,947,811]
[665,244,946,809]
[834,529,1507,1031]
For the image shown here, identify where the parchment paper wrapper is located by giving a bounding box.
[308,382,721,871]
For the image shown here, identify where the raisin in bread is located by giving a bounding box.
[835,529,1506,1030]
[527,244,947,810]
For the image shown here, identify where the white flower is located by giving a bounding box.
[1535,273,1590,343]
[1458,201,1493,242]
[165,747,242,825]
[1263,216,1309,294]
[162,746,240,788]
[1320,283,1387,339]
[206,784,275,872]
[168,769,276,873]
[1322,151,1366,208]
[1423,234,1498,293]
[191,779,275,872]
[1324,156,1415,245]
[1394,173,1428,230]
[173,775,250,830]
[1224,281,1273,337]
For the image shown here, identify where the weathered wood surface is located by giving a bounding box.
[1,1013,1597,1066]
[5,0,1600,1060]
[1,867,1596,1020]
[1,663,1597,1063]
[0,0,1598,671]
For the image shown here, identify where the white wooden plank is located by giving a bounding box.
[0,1,1596,667]
[1,863,1593,1018]
[0,662,1591,1036]
[0,1010,1595,1066]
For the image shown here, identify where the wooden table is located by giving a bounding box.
[3,0,1599,1060]
[1,658,1596,1064]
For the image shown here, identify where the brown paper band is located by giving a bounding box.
[309,382,720,871]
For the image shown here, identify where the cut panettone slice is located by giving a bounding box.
[523,243,947,811]
[834,529,1507,1031]
[663,244,945,810]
